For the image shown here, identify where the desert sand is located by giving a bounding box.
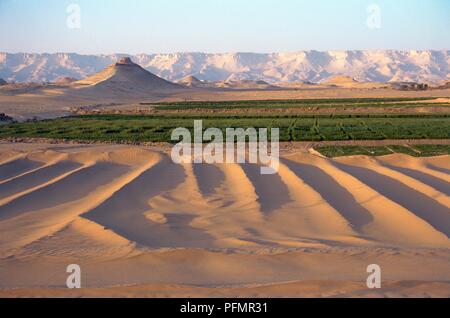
[0,142,448,297]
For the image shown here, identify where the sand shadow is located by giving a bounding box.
[0,159,43,182]
[241,163,292,214]
[0,162,130,221]
[283,159,373,231]
[84,157,215,248]
[382,164,450,196]
[0,161,82,200]
[193,163,225,197]
[426,164,450,176]
[335,162,450,237]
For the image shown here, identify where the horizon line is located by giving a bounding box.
[1,49,449,56]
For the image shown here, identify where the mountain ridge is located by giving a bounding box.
[1,50,448,84]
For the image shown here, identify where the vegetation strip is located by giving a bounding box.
[150,97,449,110]
[1,113,449,143]
[2,98,449,146]
[315,144,450,157]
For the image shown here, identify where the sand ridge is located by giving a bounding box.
[0,143,448,296]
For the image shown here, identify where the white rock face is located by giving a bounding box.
[0,51,448,84]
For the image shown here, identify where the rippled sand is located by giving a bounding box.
[0,143,448,297]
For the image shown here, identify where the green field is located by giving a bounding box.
[151,97,448,110]
[315,145,450,158]
[1,113,449,143]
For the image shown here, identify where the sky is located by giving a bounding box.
[0,0,449,54]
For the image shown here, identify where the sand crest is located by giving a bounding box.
[0,143,448,297]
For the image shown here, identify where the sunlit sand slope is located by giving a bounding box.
[0,144,448,297]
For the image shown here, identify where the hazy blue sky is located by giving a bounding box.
[0,0,449,54]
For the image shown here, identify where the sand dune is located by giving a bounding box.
[284,153,449,247]
[0,143,448,297]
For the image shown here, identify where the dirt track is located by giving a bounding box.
[1,137,449,154]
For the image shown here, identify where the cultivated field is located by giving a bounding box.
[2,97,449,145]
[2,113,449,142]
[316,144,450,157]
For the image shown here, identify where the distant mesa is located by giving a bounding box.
[177,75,206,88]
[0,78,8,86]
[75,56,182,92]
[318,75,391,90]
[177,75,276,89]
[217,78,277,89]
[54,76,78,85]
[322,75,359,86]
